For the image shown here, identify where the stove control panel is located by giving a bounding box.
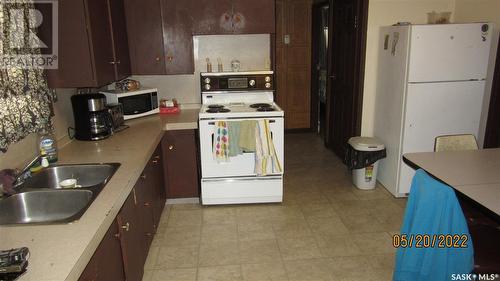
[200,72,274,92]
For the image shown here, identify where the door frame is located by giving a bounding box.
[310,0,329,132]
[324,0,369,153]
[484,37,500,148]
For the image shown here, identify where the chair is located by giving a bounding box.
[393,169,474,280]
[434,134,500,273]
[434,134,478,152]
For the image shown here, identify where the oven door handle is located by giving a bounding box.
[208,120,276,125]
[202,176,282,182]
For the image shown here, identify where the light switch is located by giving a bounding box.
[284,35,290,45]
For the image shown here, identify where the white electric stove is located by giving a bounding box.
[198,71,284,205]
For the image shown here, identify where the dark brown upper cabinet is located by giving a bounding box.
[191,0,275,35]
[124,0,166,74]
[161,0,196,74]
[232,0,276,34]
[44,0,130,88]
[191,0,233,35]
[108,0,132,80]
[124,0,275,75]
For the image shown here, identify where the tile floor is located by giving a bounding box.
[142,133,407,281]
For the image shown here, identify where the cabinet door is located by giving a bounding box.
[79,220,125,281]
[151,146,166,230]
[162,130,200,198]
[108,0,132,80]
[117,192,145,281]
[134,170,155,248]
[191,0,233,35]
[275,0,286,111]
[85,0,116,86]
[43,0,94,88]
[78,255,97,281]
[232,0,275,34]
[124,0,166,74]
[95,220,125,281]
[161,0,195,74]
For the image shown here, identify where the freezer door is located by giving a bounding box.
[374,25,411,197]
[398,81,485,194]
[408,23,492,83]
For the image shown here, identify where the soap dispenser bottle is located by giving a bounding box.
[38,124,58,163]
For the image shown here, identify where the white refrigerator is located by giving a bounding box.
[374,23,493,197]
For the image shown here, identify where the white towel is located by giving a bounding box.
[255,120,282,176]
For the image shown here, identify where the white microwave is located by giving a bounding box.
[100,88,159,120]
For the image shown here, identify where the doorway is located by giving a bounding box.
[311,2,329,137]
[323,0,369,158]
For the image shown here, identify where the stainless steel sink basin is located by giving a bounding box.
[0,190,93,224]
[0,163,120,225]
[22,163,120,189]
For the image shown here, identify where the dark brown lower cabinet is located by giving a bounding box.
[162,130,200,198]
[79,144,166,281]
[150,146,167,229]
[78,220,125,281]
[117,192,145,281]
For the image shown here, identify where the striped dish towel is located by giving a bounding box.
[255,120,282,175]
[213,121,229,162]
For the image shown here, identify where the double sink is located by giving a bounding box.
[0,163,120,225]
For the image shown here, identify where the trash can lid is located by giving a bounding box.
[348,137,385,151]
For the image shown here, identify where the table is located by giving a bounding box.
[403,148,500,218]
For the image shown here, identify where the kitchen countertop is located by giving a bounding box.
[0,108,199,281]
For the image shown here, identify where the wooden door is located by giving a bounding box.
[275,0,312,129]
[162,130,200,198]
[117,192,145,281]
[325,0,367,157]
[85,0,116,86]
[483,38,500,148]
[108,0,131,80]
[124,0,166,74]
[232,0,275,34]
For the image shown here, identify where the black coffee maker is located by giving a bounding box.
[71,93,112,141]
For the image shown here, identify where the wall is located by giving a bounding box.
[361,0,456,136]
[0,34,270,171]
[130,34,271,105]
[454,0,500,146]
[0,88,76,170]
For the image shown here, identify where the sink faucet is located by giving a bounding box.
[13,154,42,188]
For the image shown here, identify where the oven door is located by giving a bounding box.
[199,117,284,178]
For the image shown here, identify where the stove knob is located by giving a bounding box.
[204,77,211,84]
[265,76,272,82]
[204,84,211,90]
[265,82,271,88]
[249,79,256,87]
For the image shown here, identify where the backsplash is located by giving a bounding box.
[0,89,75,170]
[130,34,271,104]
